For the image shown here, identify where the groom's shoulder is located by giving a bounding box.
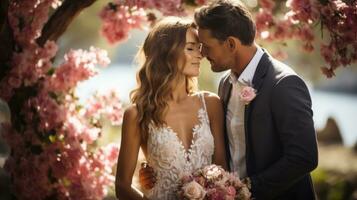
[269,57,300,82]
[271,57,296,75]
[267,57,309,91]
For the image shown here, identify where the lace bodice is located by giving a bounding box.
[144,93,214,200]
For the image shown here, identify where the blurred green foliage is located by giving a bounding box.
[312,168,357,200]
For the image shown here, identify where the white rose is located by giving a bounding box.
[182,180,206,200]
[203,165,224,180]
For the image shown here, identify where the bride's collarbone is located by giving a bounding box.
[164,94,203,135]
[164,109,201,135]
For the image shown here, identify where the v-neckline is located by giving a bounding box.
[164,108,204,158]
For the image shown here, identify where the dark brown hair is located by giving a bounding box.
[194,0,256,45]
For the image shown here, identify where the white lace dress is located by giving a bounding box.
[144,93,215,200]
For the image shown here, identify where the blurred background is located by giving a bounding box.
[1,1,356,199]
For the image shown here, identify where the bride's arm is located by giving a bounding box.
[115,106,146,200]
[204,92,228,170]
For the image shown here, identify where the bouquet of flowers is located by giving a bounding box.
[177,165,251,200]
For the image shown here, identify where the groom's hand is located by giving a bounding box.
[139,162,156,190]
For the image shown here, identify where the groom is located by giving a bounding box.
[140,0,318,199]
[193,0,318,199]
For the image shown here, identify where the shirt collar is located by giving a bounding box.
[229,46,264,86]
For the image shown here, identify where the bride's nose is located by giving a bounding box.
[196,49,203,60]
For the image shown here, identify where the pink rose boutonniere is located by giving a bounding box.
[239,86,257,105]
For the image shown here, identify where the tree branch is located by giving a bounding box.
[0,0,9,29]
[37,0,98,46]
[0,0,13,81]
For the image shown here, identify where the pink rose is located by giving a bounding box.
[207,188,225,200]
[183,180,206,200]
[239,86,257,105]
[226,186,236,197]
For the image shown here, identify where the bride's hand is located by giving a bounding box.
[139,162,156,190]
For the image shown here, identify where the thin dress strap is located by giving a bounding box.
[199,93,210,123]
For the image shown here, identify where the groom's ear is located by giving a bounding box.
[226,36,241,52]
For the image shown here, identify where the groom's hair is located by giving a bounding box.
[194,0,256,45]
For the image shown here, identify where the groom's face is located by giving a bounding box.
[198,28,231,72]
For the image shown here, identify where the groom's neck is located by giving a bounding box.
[231,44,257,76]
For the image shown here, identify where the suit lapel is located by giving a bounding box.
[245,52,270,123]
[244,52,270,175]
[223,81,232,112]
[220,52,271,173]
[221,74,232,170]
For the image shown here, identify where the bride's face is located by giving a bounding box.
[178,27,203,78]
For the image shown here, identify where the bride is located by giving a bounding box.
[115,17,228,200]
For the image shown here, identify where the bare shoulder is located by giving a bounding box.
[199,91,221,106]
[196,91,222,114]
[122,105,141,138]
[123,105,139,123]
[198,91,224,124]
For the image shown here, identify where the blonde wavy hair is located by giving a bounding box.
[130,17,198,141]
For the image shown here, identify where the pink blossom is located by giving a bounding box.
[2,1,119,198]
[0,40,58,101]
[255,9,275,33]
[85,90,124,126]
[297,25,314,42]
[321,67,336,78]
[272,20,294,40]
[45,48,109,93]
[195,0,207,5]
[259,0,275,10]
[239,86,257,105]
[285,0,319,23]
[120,0,184,15]
[100,3,147,44]
[24,91,66,132]
[8,0,57,47]
[102,143,120,164]
[143,0,184,16]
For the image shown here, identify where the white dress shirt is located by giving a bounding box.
[226,46,264,178]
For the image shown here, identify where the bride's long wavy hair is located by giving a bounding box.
[130,17,198,141]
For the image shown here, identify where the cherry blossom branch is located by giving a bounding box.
[1,0,98,96]
[37,0,98,46]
